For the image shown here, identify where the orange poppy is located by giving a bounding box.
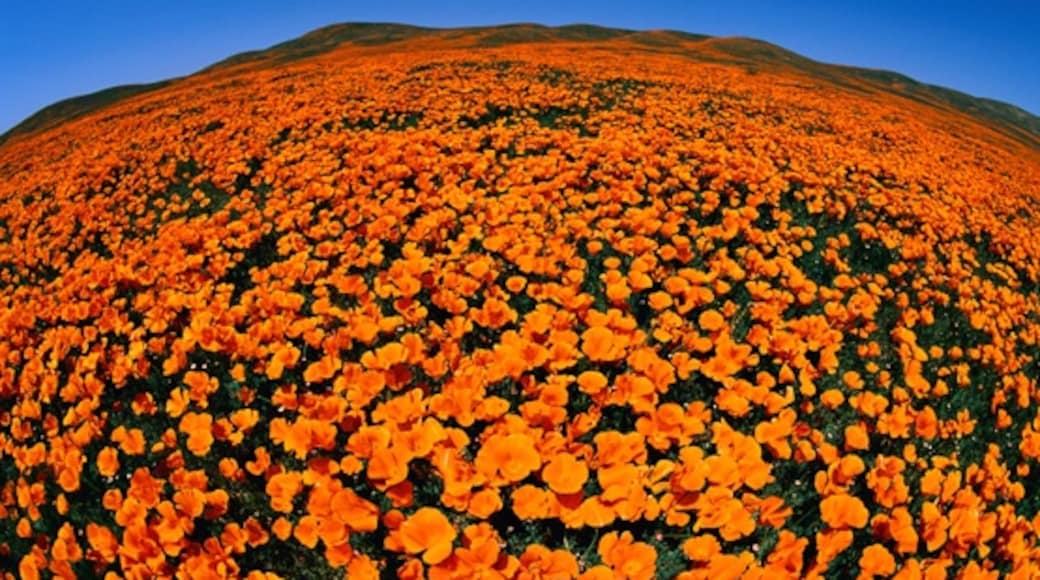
[266,471,304,514]
[467,487,504,519]
[598,531,657,580]
[112,426,147,456]
[518,545,580,579]
[819,493,869,529]
[475,433,542,484]
[576,370,609,394]
[858,543,896,577]
[698,309,726,332]
[367,445,411,487]
[86,523,119,563]
[581,325,625,362]
[179,411,215,456]
[271,517,293,541]
[293,514,321,549]
[331,488,380,532]
[844,423,871,451]
[96,446,120,478]
[392,507,457,565]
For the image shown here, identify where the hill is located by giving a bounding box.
[2,21,1040,580]
[2,23,1038,149]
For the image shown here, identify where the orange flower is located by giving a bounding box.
[303,354,342,384]
[698,309,726,332]
[765,530,807,575]
[541,453,589,495]
[246,446,271,476]
[914,406,939,440]
[183,370,218,402]
[682,534,721,562]
[755,495,793,528]
[518,545,580,579]
[393,507,457,565]
[819,493,869,529]
[367,446,411,487]
[347,555,381,579]
[919,501,949,552]
[179,411,215,456]
[293,515,321,549]
[112,426,146,455]
[51,522,83,562]
[475,433,542,484]
[271,517,293,541]
[598,531,657,580]
[511,485,555,520]
[266,471,304,513]
[702,553,754,578]
[270,417,316,460]
[166,388,191,418]
[566,497,616,528]
[19,553,40,580]
[96,446,120,478]
[753,408,795,459]
[467,488,504,519]
[266,342,301,380]
[86,523,119,563]
[173,488,206,519]
[844,423,870,451]
[858,543,896,577]
[814,529,854,569]
[884,506,920,554]
[701,332,755,380]
[331,488,380,532]
[693,486,756,541]
[576,370,609,394]
[581,325,625,362]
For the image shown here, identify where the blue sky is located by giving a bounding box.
[2,1,1038,134]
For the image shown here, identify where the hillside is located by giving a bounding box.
[2,23,1038,149]
[2,22,1040,580]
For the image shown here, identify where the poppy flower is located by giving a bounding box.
[293,515,321,549]
[266,471,304,514]
[367,446,411,487]
[266,342,301,380]
[112,426,147,456]
[96,446,120,478]
[475,433,542,484]
[698,309,726,332]
[581,325,625,362]
[331,488,380,531]
[86,523,119,563]
[702,332,755,380]
[271,517,293,541]
[518,545,580,579]
[820,493,870,529]
[844,423,871,451]
[858,543,896,577]
[576,370,609,394]
[392,507,457,565]
[179,412,215,456]
[598,531,657,580]
[467,487,504,519]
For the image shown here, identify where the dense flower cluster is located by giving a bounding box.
[2,32,1040,579]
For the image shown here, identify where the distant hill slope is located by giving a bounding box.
[0,81,171,146]
[2,22,1038,149]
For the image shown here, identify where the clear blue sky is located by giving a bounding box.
[2,1,1038,134]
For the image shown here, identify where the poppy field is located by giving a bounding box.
[2,28,1040,579]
